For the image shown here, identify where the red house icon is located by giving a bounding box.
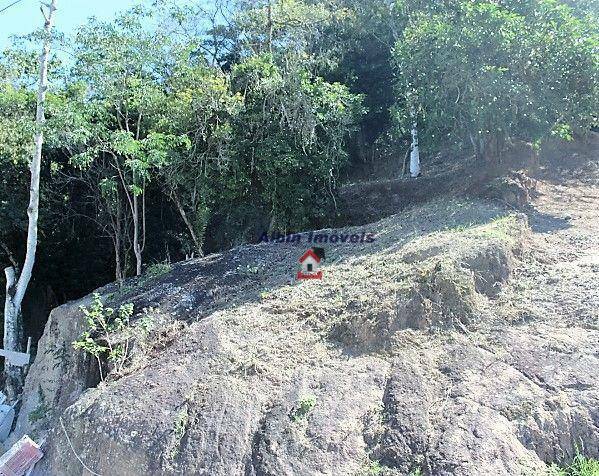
[297,248,323,280]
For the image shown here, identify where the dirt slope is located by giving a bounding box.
[10,150,599,475]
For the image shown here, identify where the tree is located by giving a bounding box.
[314,0,400,151]
[0,77,35,270]
[221,53,363,238]
[156,60,242,257]
[392,0,598,161]
[3,0,57,399]
[68,10,188,276]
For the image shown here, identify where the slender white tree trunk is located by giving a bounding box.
[3,0,57,400]
[409,106,421,178]
[3,268,20,398]
[133,192,142,276]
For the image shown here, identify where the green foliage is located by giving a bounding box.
[290,394,317,422]
[360,460,383,476]
[356,459,420,476]
[548,454,599,476]
[145,262,172,279]
[0,69,35,251]
[28,385,49,424]
[392,0,598,160]
[167,405,189,461]
[156,62,243,255]
[72,293,135,380]
[173,408,189,442]
[225,53,363,235]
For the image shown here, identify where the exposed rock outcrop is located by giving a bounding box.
[10,173,599,475]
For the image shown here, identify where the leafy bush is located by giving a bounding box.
[145,261,172,279]
[548,454,599,476]
[290,394,317,421]
[393,0,598,160]
[73,293,135,380]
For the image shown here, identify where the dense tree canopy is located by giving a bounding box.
[0,0,596,320]
[392,0,598,159]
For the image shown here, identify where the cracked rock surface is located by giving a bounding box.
[12,148,599,475]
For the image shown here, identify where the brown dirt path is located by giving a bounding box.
[501,160,599,329]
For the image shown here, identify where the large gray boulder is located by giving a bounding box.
[11,194,599,475]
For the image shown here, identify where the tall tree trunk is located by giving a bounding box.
[409,106,421,178]
[172,190,204,257]
[3,0,57,400]
[3,268,22,399]
[114,235,123,282]
[133,191,142,276]
[114,193,124,281]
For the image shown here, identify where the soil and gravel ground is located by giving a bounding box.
[8,141,599,476]
[501,161,599,330]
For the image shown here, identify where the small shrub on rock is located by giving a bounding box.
[72,293,135,381]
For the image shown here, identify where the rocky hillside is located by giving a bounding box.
[9,151,599,475]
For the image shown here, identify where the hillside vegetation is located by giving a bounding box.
[9,142,599,474]
[1,1,598,474]
[1,0,596,304]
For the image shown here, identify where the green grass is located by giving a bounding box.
[548,454,599,476]
[290,395,317,422]
[145,261,172,279]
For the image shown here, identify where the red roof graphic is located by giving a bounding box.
[299,249,321,263]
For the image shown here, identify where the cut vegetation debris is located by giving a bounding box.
[8,164,599,475]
